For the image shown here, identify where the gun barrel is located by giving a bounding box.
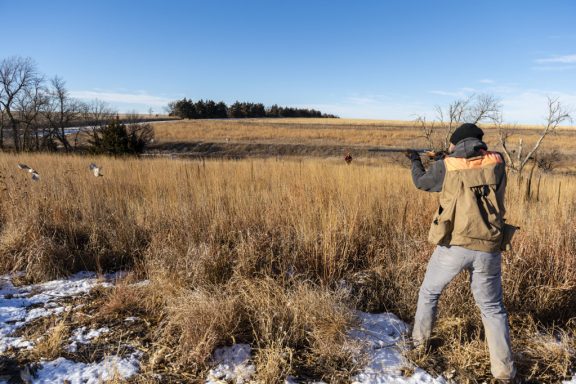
[367,148,431,153]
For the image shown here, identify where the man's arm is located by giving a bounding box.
[411,157,446,192]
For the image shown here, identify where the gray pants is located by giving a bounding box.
[413,245,516,380]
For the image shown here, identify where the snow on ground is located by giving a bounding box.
[0,272,142,383]
[33,351,142,384]
[204,312,446,384]
[206,343,255,384]
[66,326,110,352]
[350,312,446,384]
[6,273,572,383]
[0,271,110,353]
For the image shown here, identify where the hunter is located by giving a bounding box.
[406,123,516,383]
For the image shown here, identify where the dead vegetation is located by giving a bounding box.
[0,153,575,382]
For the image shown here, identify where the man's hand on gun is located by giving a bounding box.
[405,150,447,161]
[405,149,421,161]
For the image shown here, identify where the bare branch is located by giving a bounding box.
[519,97,571,170]
[496,118,517,171]
[467,94,501,124]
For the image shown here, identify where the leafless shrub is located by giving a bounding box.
[536,149,562,173]
[416,93,501,150]
[499,97,572,175]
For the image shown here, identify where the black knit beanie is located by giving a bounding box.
[449,123,484,145]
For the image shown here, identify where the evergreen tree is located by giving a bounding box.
[89,119,132,155]
[250,103,266,117]
[205,100,216,118]
[167,98,338,119]
[215,101,228,118]
[229,101,244,118]
[195,99,206,119]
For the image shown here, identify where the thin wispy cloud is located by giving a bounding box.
[535,54,576,64]
[296,95,430,120]
[70,90,173,107]
[479,79,494,84]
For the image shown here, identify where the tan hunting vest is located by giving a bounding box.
[428,151,506,252]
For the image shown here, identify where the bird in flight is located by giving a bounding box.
[17,163,40,181]
[89,163,103,177]
[344,152,353,164]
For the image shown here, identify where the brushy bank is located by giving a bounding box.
[1,154,574,382]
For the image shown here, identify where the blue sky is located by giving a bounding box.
[1,0,575,123]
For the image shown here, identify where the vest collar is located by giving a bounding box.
[449,137,488,159]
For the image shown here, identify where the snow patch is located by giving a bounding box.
[202,313,447,384]
[350,312,447,384]
[67,326,110,352]
[206,344,255,384]
[34,351,142,383]
[0,272,108,353]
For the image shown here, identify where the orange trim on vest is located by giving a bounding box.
[444,151,503,172]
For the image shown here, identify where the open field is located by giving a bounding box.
[151,119,576,172]
[154,118,576,129]
[0,153,575,382]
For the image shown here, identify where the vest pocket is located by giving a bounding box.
[428,202,455,245]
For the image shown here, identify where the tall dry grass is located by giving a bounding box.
[0,153,575,381]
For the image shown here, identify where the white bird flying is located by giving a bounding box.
[89,163,103,177]
[17,163,40,181]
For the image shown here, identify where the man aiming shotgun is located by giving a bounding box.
[406,123,517,383]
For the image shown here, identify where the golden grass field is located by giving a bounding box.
[0,150,575,382]
[151,118,576,157]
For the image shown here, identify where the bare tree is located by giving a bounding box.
[77,99,116,149]
[125,111,155,153]
[44,76,84,151]
[0,56,43,152]
[15,75,48,151]
[415,116,435,148]
[498,97,572,175]
[417,94,501,150]
[0,103,4,149]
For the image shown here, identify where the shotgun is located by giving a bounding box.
[367,148,448,160]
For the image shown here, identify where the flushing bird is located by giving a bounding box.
[344,152,353,164]
[89,163,103,177]
[17,163,40,181]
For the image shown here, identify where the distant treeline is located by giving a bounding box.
[167,98,338,119]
